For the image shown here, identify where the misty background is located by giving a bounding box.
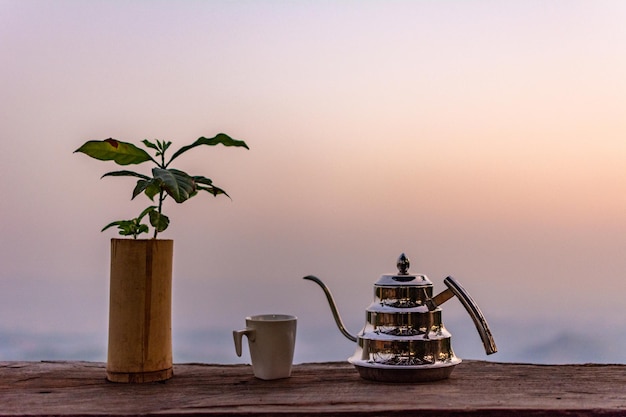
[1,1,625,366]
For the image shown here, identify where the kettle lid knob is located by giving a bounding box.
[397,253,410,275]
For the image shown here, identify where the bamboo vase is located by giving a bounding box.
[106,238,174,383]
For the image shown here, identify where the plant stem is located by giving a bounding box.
[153,141,167,239]
[154,189,165,239]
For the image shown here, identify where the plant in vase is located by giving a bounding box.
[75,134,249,383]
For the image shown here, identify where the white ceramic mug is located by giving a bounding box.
[233,314,297,380]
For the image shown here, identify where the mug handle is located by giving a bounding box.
[233,328,256,357]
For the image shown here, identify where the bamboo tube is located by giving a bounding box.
[106,238,173,383]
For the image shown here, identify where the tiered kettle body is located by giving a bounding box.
[304,253,496,382]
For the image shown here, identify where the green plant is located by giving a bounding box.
[75,134,249,238]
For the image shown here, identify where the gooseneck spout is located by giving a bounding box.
[303,275,358,342]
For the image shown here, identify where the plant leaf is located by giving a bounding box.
[101,220,127,232]
[161,140,172,153]
[132,180,150,200]
[142,139,159,151]
[118,228,136,237]
[144,180,161,200]
[152,168,196,203]
[102,220,142,237]
[101,170,151,180]
[197,184,230,198]
[137,206,158,221]
[149,210,169,232]
[192,175,213,186]
[193,176,230,198]
[75,139,154,165]
[167,133,249,165]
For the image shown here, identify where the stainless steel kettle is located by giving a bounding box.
[304,253,497,382]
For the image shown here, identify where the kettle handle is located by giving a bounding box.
[443,276,498,355]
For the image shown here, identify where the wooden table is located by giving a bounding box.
[1,360,625,416]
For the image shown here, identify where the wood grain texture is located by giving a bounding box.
[1,360,625,416]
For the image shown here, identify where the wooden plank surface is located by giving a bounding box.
[1,360,626,416]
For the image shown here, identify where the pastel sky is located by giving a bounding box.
[1,1,625,363]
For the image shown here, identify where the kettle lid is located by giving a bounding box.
[374,253,432,287]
